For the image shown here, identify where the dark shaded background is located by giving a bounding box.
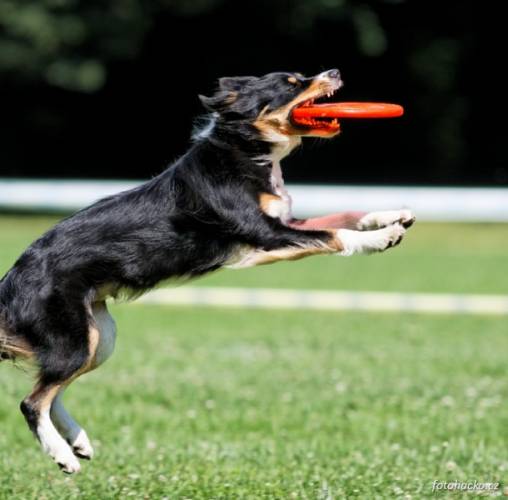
[0,0,504,185]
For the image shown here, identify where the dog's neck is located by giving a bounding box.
[191,121,300,205]
[195,112,302,163]
[252,133,301,171]
[269,135,302,162]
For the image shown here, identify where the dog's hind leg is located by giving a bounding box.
[49,301,116,461]
[20,300,116,473]
[50,390,94,460]
[20,381,82,473]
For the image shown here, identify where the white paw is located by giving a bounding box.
[375,223,407,252]
[357,209,415,230]
[338,223,406,256]
[70,429,94,460]
[38,411,83,473]
[52,444,82,474]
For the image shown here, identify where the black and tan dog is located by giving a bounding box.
[0,69,414,473]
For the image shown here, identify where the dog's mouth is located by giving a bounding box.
[289,84,342,136]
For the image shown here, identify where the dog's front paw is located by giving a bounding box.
[357,209,415,231]
[376,222,407,251]
[338,223,406,256]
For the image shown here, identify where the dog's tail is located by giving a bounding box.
[0,314,12,361]
[0,306,31,362]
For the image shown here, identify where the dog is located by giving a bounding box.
[0,69,414,473]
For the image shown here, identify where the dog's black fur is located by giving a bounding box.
[0,71,339,384]
[0,69,415,473]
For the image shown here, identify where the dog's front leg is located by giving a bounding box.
[356,209,415,230]
[226,223,407,268]
[217,189,411,268]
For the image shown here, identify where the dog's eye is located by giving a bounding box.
[287,76,300,86]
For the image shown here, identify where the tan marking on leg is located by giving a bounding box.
[226,231,343,268]
[250,246,324,266]
[87,325,100,370]
[30,383,62,412]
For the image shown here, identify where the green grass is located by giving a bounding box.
[1,215,508,498]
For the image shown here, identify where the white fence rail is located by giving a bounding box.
[0,179,507,222]
[139,287,508,316]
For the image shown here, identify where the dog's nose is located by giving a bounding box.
[327,69,341,80]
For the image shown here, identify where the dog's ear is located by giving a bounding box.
[219,76,257,91]
[199,91,237,112]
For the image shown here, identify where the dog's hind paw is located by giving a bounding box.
[55,448,81,474]
[69,429,94,460]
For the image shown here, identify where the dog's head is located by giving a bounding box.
[199,70,344,141]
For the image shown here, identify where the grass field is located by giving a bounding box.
[1,215,508,499]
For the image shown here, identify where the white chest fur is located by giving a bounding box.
[266,161,292,223]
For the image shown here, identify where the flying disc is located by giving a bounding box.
[292,102,404,120]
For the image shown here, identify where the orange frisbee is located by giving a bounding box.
[292,102,404,121]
